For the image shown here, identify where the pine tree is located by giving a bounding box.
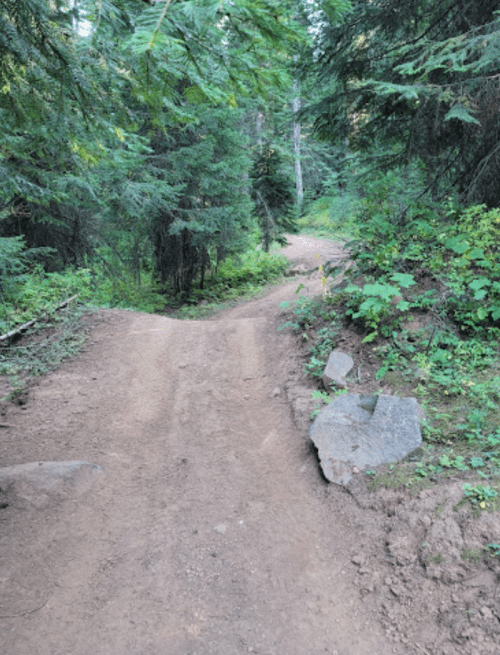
[302,0,500,205]
[251,145,296,251]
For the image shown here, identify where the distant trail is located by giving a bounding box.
[0,236,408,655]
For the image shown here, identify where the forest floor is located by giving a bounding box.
[0,235,499,655]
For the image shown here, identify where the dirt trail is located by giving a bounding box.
[0,236,409,655]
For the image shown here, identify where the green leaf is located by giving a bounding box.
[444,105,481,125]
[445,236,469,254]
[370,81,426,101]
[390,272,416,288]
[469,277,491,291]
[362,331,379,343]
[362,282,399,301]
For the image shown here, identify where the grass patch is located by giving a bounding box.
[280,283,500,500]
[461,548,483,564]
[366,460,432,494]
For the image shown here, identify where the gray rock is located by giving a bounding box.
[322,351,354,390]
[309,394,422,485]
[285,264,308,276]
[0,461,103,508]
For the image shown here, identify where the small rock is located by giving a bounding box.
[411,367,430,389]
[390,584,404,597]
[480,606,493,619]
[351,555,365,566]
[270,387,281,398]
[285,264,308,276]
[322,351,354,390]
[461,627,475,638]
[214,523,227,534]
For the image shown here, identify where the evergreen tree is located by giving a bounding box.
[251,145,296,251]
[151,106,255,297]
[0,0,350,302]
[303,0,500,205]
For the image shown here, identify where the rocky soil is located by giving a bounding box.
[0,234,499,655]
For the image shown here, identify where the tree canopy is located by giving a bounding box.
[1,0,500,308]
[303,0,500,205]
[0,0,310,294]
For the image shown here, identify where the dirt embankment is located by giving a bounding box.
[0,235,499,655]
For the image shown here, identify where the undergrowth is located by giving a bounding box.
[170,247,288,319]
[0,242,288,389]
[298,190,359,239]
[0,304,91,400]
[282,169,500,507]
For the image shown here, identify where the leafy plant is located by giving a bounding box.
[310,389,334,419]
[341,272,416,341]
[485,543,500,558]
[462,483,498,508]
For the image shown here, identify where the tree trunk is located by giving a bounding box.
[256,111,264,154]
[293,79,304,210]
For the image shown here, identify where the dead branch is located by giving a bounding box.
[0,295,79,343]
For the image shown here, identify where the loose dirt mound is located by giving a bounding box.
[0,235,498,655]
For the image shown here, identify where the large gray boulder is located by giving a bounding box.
[310,394,422,485]
[0,461,103,508]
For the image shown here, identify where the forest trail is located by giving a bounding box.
[0,236,409,655]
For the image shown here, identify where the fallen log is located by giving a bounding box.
[0,294,79,343]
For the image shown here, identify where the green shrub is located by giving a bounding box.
[0,236,26,299]
[197,249,288,302]
[0,266,93,332]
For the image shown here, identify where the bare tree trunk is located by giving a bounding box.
[133,236,141,287]
[256,111,264,154]
[256,190,272,253]
[293,79,304,210]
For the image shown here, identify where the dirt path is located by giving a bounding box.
[0,236,409,655]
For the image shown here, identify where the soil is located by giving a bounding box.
[0,234,499,655]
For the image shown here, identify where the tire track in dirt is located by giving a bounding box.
[0,238,410,655]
